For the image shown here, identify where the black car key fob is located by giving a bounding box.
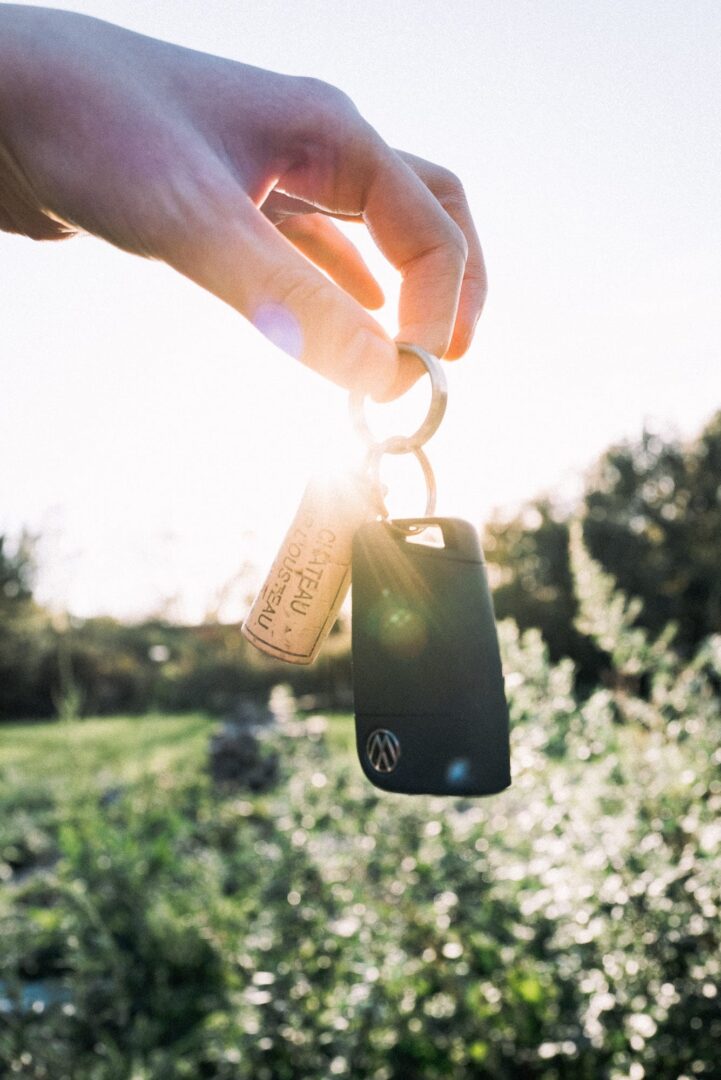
[351,517,511,796]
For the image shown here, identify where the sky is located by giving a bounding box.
[1,0,720,621]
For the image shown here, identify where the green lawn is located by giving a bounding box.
[0,711,356,800]
[0,713,214,797]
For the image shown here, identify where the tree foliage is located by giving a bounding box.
[0,570,351,722]
[2,410,719,718]
[583,414,721,649]
[484,410,721,679]
[0,534,54,718]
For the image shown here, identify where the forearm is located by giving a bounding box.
[0,5,74,238]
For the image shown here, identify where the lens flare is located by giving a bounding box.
[445,758,472,787]
[252,302,303,360]
[376,602,428,658]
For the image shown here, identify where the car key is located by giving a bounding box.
[352,515,511,796]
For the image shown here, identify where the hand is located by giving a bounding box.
[0,5,486,399]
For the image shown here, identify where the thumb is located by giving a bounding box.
[167,194,401,398]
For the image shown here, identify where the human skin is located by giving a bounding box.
[0,4,486,400]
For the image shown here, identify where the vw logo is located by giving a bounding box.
[366,729,401,773]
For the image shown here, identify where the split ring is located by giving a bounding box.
[366,442,437,522]
[350,343,448,454]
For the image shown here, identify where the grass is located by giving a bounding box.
[0,711,356,799]
[314,711,356,756]
[0,714,214,802]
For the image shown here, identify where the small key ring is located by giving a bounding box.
[366,442,437,522]
[350,343,448,455]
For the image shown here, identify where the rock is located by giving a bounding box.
[99,785,124,808]
[209,723,279,791]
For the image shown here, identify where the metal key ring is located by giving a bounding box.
[366,442,437,521]
[350,343,448,455]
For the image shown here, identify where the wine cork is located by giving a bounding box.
[242,471,375,664]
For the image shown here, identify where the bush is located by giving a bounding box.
[1,532,720,1078]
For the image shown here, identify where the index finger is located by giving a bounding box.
[396,150,487,360]
[278,132,468,386]
[361,143,469,369]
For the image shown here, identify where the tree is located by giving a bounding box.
[0,533,54,718]
[584,412,721,654]
[484,500,606,683]
[483,410,721,674]
[0,532,35,609]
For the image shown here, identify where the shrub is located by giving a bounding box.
[1,534,720,1078]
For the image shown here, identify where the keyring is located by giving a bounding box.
[366,442,437,522]
[350,343,447,455]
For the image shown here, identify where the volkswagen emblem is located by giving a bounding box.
[366,728,401,773]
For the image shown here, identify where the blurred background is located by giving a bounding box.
[1,3,720,1078]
